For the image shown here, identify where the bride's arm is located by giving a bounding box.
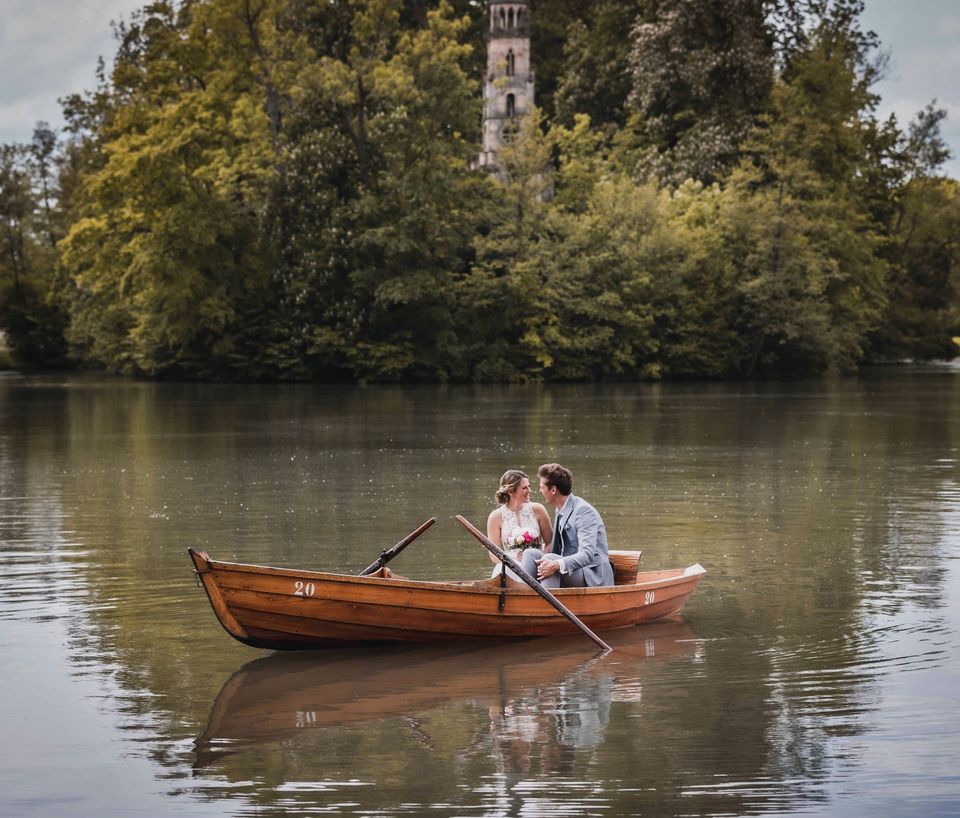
[486,508,503,564]
[533,504,553,552]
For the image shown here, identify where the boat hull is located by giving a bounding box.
[189,549,705,650]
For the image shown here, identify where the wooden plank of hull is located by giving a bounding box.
[213,567,698,620]
[233,599,697,649]
[212,580,701,649]
[227,592,627,640]
[237,606,472,648]
[192,550,705,649]
[221,577,697,622]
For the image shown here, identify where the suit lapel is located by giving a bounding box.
[556,497,576,556]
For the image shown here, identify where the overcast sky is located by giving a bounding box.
[1,0,958,178]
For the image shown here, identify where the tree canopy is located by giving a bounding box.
[1,0,956,380]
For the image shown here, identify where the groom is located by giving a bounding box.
[519,463,615,588]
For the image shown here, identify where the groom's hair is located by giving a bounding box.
[538,463,572,496]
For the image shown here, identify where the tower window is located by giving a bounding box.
[506,50,515,77]
[508,8,515,29]
[506,94,516,118]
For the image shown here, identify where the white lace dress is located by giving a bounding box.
[492,502,542,579]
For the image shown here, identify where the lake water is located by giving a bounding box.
[1,369,958,817]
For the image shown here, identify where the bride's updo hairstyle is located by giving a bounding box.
[496,470,528,505]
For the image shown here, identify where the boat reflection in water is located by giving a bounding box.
[194,618,700,772]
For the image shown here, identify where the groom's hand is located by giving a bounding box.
[536,558,560,580]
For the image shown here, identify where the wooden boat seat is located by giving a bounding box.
[609,550,642,585]
[371,566,407,580]
[373,557,640,585]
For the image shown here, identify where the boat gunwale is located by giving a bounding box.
[200,554,704,597]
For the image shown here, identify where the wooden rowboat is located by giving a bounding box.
[188,548,705,650]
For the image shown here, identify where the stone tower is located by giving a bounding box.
[477,0,534,173]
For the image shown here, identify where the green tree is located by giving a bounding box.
[552,0,646,129]
[0,142,68,365]
[863,104,959,360]
[0,145,32,301]
[622,0,775,185]
[29,123,62,248]
[455,110,557,381]
[871,176,960,360]
[276,0,482,381]
[538,173,661,379]
[463,114,663,382]
[58,0,289,376]
[720,29,886,376]
[11,0,954,380]
[650,180,745,377]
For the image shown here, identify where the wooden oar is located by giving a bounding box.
[358,517,438,576]
[455,515,612,652]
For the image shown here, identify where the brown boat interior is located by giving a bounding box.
[369,550,645,586]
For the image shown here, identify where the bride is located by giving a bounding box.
[486,469,553,579]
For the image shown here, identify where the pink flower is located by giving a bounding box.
[509,527,539,548]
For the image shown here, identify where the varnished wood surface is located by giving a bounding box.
[188,548,705,650]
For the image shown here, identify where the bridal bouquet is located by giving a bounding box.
[508,527,542,550]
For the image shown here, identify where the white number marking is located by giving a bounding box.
[296,711,317,728]
[294,580,316,597]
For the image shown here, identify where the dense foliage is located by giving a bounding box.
[1,0,957,379]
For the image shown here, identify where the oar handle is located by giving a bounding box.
[456,515,612,652]
[358,517,438,576]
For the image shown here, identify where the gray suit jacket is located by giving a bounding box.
[554,495,615,587]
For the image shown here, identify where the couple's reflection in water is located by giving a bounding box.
[482,666,613,778]
[194,619,700,779]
